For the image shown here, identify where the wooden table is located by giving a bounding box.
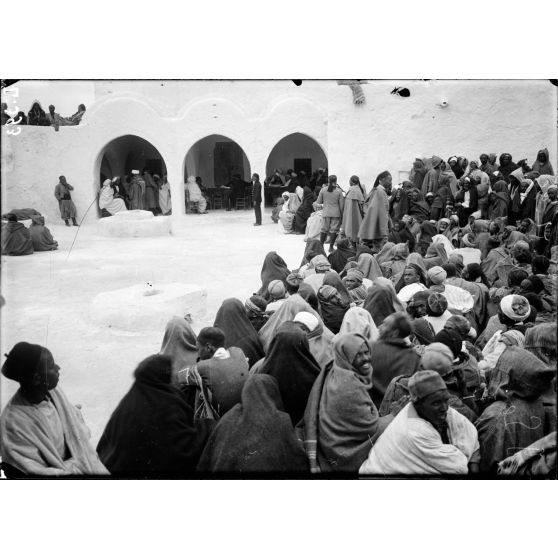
[205,186,231,210]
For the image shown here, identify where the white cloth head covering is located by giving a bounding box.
[337,306,379,345]
[428,266,447,285]
[310,255,331,272]
[268,279,286,299]
[500,294,531,323]
[293,311,319,332]
[432,234,455,254]
[102,179,111,187]
[131,170,140,175]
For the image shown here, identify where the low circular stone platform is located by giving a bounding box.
[91,282,207,333]
[97,210,171,237]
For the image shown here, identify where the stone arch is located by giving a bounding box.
[265,132,328,182]
[93,134,168,216]
[183,134,252,187]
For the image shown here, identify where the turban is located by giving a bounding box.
[318,284,338,300]
[293,311,319,333]
[427,292,448,317]
[448,156,458,164]
[345,269,364,283]
[500,294,531,323]
[245,295,267,315]
[311,255,331,272]
[462,233,478,248]
[513,240,530,253]
[286,272,303,287]
[131,169,140,175]
[102,179,111,187]
[423,342,455,363]
[427,266,447,286]
[268,279,286,299]
[408,370,447,402]
[420,350,453,378]
[2,342,43,384]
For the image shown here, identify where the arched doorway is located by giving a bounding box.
[96,134,168,215]
[184,134,252,211]
[184,134,251,186]
[266,132,327,182]
[265,133,328,205]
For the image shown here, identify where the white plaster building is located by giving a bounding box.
[2,80,556,227]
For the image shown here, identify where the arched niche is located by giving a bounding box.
[265,132,328,181]
[95,134,168,215]
[183,134,251,187]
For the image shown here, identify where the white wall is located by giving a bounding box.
[2,80,556,224]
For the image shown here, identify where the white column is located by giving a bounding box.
[166,159,187,235]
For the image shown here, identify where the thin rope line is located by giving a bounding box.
[65,197,98,262]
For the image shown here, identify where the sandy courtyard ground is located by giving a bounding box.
[1,207,308,446]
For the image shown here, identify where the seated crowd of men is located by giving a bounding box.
[1,148,556,477]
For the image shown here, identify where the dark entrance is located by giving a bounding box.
[214,142,246,185]
[294,158,312,176]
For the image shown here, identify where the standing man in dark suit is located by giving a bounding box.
[252,173,263,226]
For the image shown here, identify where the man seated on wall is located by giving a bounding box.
[99,179,128,217]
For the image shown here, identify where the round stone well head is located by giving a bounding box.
[91,282,207,333]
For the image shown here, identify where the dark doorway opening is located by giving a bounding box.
[214,142,246,185]
[294,158,312,176]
